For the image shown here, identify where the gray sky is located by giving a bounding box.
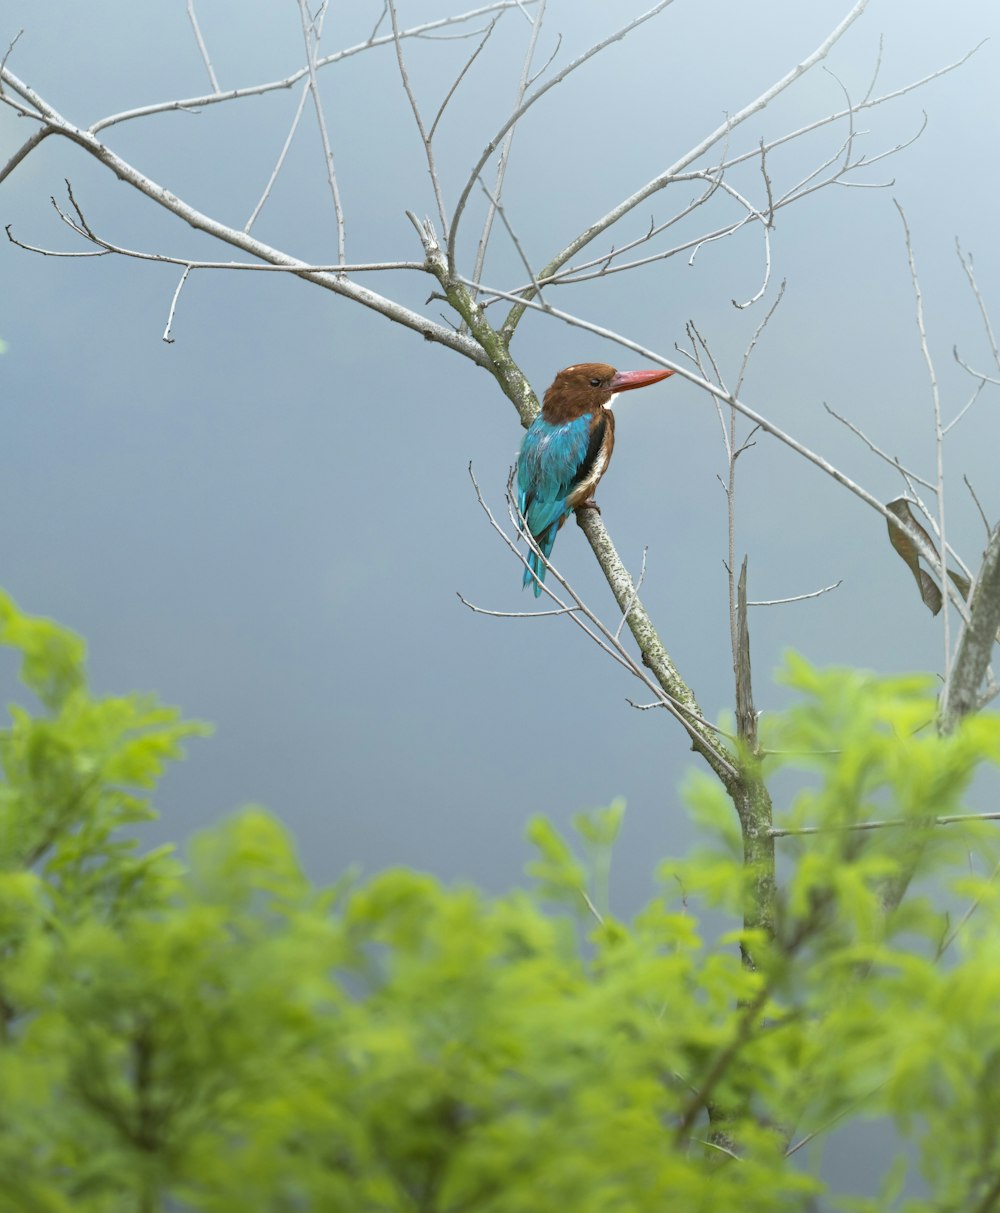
[1,0,999,904]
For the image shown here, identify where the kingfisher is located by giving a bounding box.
[516,362,676,596]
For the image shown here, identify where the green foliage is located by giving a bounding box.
[2,595,1000,1211]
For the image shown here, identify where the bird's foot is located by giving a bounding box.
[575,499,601,521]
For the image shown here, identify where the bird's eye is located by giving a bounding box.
[589,377,601,388]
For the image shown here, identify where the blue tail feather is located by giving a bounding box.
[522,516,562,597]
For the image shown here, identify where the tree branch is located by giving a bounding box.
[500,0,873,339]
[940,526,1000,734]
[0,69,488,366]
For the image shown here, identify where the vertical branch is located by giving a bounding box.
[388,0,450,236]
[186,0,220,93]
[244,81,312,234]
[469,0,547,291]
[726,404,739,664]
[940,526,1000,732]
[956,240,1000,375]
[734,558,771,965]
[896,201,950,696]
[296,0,347,265]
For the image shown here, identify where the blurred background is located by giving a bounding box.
[1,0,998,903]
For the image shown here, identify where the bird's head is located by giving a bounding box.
[541,362,675,422]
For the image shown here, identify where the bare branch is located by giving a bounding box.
[953,348,1000,388]
[500,173,722,299]
[476,178,546,304]
[186,0,221,92]
[6,208,425,275]
[162,266,191,344]
[734,280,786,397]
[0,127,55,185]
[896,199,951,694]
[244,81,311,234]
[456,593,577,619]
[493,44,974,319]
[822,400,935,491]
[296,0,347,264]
[936,857,1000,959]
[469,0,547,289]
[943,377,987,435]
[0,28,24,86]
[500,0,873,336]
[770,811,1000,839]
[0,76,484,363]
[367,3,389,43]
[749,581,842,607]
[614,547,648,644]
[964,474,992,537]
[449,0,675,274]
[940,525,1000,733]
[388,0,449,235]
[81,4,537,135]
[428,17,498,141]
[786,1083,887,1158]
[955,239,1000,375]
[687,176,772,309]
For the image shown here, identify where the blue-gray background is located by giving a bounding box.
[1,0,998,905]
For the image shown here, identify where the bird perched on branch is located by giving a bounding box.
[516,362,676,596]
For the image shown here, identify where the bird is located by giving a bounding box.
[516,362,676,596]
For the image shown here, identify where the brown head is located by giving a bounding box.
[541,362,675,423]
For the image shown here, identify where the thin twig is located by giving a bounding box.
[895,200,950,694]
[735,280,786,397]
[161,266,191,343]
[936,857,1000,959]
[469,0,547,288]
[687,177,772,309]
[499,0,880,337]
[0,71,488,359]
[579,888,605,925]
[770,811,1000,839]
[83,4,538,134]
[244,80,311,233]
[943,378,986,435]
[449,0,675,274]
[822,400,935,491]
[964,475,991,536]
[614,548,648,643]
[456,593,577,619]
[6,217,423,274]
[785,1083,887,1158]
[502,174,721,296]
[388,0,449,236]
[749,581,842,606]
[498,46,972,311]
[296,0,346,265]
[955,239,1000,374]
[186,0,220,92]
[0,29,24,87]
[952,349,1000,388]
[428,17,498,141]
[477,178,545,303]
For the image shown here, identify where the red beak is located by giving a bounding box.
[609,368,675,392]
